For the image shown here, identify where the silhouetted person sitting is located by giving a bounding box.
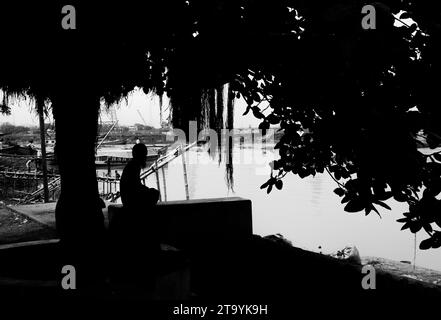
[120,143,159,209]
[110,143,160,290]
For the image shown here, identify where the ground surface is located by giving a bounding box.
[0,204,56,244]
[362,256,441,287]
[1,202,440,289]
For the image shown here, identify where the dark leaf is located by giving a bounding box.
[410,223,422,233]
[344,198,365,213]
[377,191,392,201]
[419,238,433,250]
[393,192,408,202]
[298,169,309,179]
[432,241,441,249]
[275,180,283,190]
[423,223,433,234]
[266,114,280,125]
[267,184,273,194]
[432,233,441,248]
[260,180,270,189]
[252,107,264,119]
[408,23,418,34]
[259,121,270,130]
[341,195,351,204]
[374,200,391,211]
[365,206,372,216]
[401,222,410,230]
[371,205,381,217]
[334,188,346,197]
[252,91,261,103]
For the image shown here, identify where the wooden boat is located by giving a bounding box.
[99,138,127,146]
[95,154,160,167]
[0,145,38,156]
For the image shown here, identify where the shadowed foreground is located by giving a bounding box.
[0,235,440,317]
[1,198,441,317]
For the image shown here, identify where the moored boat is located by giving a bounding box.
[95,154,160,167]
[0,145,38,156]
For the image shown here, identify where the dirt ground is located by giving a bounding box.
[0,203,56,245]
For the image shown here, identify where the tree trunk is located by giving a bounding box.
[52,87,105,286]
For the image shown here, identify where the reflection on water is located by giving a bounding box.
[119,144,441,271]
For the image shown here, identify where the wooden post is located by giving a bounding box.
[413,233,417,271]
[155,160,162,202]
[161,166,167,202]
[181,146,190,200]
[37,96,49,203]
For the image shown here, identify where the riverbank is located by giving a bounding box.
[362,256,441,286]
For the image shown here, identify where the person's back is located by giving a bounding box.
[111,143,160,288]
[120,159,145,210]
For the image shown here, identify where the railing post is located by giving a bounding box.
[155,160,162,202]
[161,166,167,202]
[181,146,190,200]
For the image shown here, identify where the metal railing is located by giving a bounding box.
[16,142,196,204]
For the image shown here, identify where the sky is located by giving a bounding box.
[0,88,261,129]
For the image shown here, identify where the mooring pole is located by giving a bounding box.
[181,146,190,200]
[37,96,49,203]
[155,160,162,202]
[161,166,167,202]
[413,233,417,271]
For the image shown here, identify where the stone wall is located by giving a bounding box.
[108,197,253,249]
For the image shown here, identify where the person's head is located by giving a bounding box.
[132,143,148,168]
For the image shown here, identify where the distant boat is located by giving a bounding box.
[95,154,160,167]
[0,145,38,156]
[99,138,127,146]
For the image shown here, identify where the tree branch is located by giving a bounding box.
[325,166,346,189]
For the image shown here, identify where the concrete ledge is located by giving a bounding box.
[108,197,253,249]
[0,239,59,251]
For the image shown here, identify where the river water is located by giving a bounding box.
[98,143,441,272]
